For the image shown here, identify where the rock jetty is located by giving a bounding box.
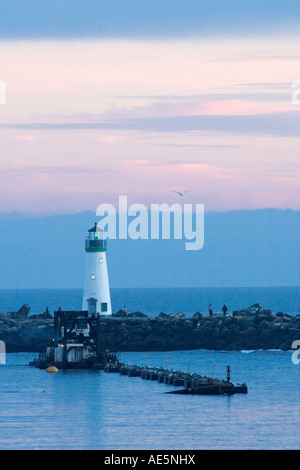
[0,303,299,353]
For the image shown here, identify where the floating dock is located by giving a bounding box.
[105,363,248,396]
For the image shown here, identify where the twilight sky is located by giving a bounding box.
[0,1,299,214]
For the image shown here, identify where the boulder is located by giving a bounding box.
[259,320,269,330]
[184,320,194,329]
[158,312,169,319]
[220,327,231,338]
[169,312,187,320]
[112,310,124,317]
[29,307,53,320]
[6,326,20,333]
[223,316,233,326]
[282,315,292,322]
[127,311,148,318]
[1,304,31,320]
[192,312,203,321]
[239,326,257,336]
[233,303,262,316]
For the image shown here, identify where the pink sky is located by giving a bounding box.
[0,37,299,213]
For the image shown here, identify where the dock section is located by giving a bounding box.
[105,363,248,396]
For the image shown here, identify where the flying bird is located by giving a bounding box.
[171,190,194,196]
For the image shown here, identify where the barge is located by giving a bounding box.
[29,309,117,370]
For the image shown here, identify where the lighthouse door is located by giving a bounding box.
[87,298,97,315]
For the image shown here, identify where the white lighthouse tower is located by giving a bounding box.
[82,223,112,316]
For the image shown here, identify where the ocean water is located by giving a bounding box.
[0,350,299,450]
[0,286,299,316]
[0,287,299,450]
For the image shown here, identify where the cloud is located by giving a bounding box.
[274,177,300,184]
[3,110,300,138]
[14,135,39,142]
[0,165,116,175]
[0,35,299,213]
[124,160,239,183]
[102,99,280,119]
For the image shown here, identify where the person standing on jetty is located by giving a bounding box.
[208,304,213,316]
[222,304,228,317]
[122,306,127,319]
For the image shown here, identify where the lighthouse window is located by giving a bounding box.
[101,302,108,312]
[99,257,103,263]
[91,274,95,280]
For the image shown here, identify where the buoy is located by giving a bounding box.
[46,366,58,373]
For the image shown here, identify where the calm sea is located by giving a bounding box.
[0,287,299,450]
[0,286,299,316]
[0,350,299,450]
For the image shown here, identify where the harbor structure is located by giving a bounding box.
[29,222,113,369]
[82,223,112,316]
[30,308,115,369]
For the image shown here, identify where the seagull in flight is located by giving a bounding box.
[171,190,194,196]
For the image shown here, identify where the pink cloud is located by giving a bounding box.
[15,135,39,142]
[101,98,281,121]
[126,160,238,180]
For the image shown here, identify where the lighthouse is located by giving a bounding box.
[82,223,112,316]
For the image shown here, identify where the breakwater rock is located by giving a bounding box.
[0,318,54,352]
[0,304,299,352]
